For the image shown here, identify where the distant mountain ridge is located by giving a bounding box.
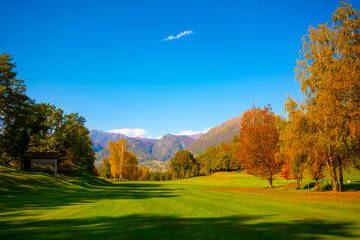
[90,130,200,167]
[90,115,242,167]
[186,115,243,155]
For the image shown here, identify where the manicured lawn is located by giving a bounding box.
[0,166,359,239]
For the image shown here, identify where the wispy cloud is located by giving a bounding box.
[174,127,210,136]
[108,128,147,137]
[163,30,194,41]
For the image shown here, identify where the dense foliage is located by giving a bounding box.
[197,135,241,176]
[170,150,199,179]
[108,139,139,181]
[237,105,283,188]
[0,54,95,173]
[0,53,33,165]
[283,2,360,191]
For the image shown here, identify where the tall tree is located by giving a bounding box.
[108,139,138,181]
[237,105,283,188]
[288,2,360,191]
[278,111,308,189]
[0,53,33,165]
[108,139,127,181]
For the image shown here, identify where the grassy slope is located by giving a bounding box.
[0,166,359,239]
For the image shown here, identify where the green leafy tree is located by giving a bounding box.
[0,53,33,165]
[198,146,219,175]
[101,158,111,178]
[0,54,95,174]
[170,150,199,179]
[28,103,64,152]
[54,113,95,172]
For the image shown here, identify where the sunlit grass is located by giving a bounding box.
[0,165,359,239]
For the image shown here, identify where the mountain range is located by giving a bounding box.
[90,114,243,167]
[90,130,200,167]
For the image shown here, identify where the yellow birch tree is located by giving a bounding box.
[108,139,127,181]
[287,2,360,191]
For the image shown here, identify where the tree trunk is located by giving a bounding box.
[287,179,289,190]
[338,159,344,191]
[296,179,301,189]
[326,157,339,191]
[268,179,273,188]
[120,146,124,181]
[315,180,319,190]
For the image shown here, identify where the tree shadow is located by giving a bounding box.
[302,182,316,190]
[0,214,357,240]
[300,180,360,192]
[343,181,360,191]
[0,180,180,213]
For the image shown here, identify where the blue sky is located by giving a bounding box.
[1,0,358,138]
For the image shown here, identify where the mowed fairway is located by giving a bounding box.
[0,166,359,240]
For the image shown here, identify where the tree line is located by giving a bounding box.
[170,3,360,192]
[0,54,95,174]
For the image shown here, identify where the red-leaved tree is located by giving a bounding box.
[280,164,293,189]
[237,105,283,188]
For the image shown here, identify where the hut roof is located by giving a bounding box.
[24,152,59,159]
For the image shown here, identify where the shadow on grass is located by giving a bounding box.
[300,180,360,192]
[0,214,358,240]
[302,182,317,190]
[0,180,179,213]
[344,181,360,191]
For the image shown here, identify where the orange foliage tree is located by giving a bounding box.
[237,105,283,188]
[121,151,138,181]
[108,139,138,181]
[286,2,360,191]
[279,108,327,190]
[277,114,306,189]
[137,167,150,181]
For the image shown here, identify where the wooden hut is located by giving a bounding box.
[23,152,59,177]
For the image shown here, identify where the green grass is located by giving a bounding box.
[0,166,359,239]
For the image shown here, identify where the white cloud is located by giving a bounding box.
[163,30,194,41]
[174,127,210,136]
[108,128,147,137]
[156,135,163,139]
